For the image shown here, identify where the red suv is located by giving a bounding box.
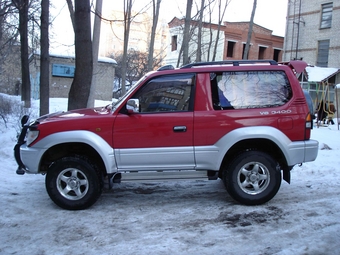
[14,60,318,210]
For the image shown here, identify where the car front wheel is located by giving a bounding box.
[45,156,102,210]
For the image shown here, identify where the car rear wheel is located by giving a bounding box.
[223,151,281,205]
[45,156,102,210]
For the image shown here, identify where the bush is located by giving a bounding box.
[0,94,34,136]
[0,93,14,128]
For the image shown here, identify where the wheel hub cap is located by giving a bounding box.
[249,173,258,182]
[56,168,89,200]
[68,177,79,189]
[237,162,270,195]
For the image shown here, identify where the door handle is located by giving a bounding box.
[173,126,187,132]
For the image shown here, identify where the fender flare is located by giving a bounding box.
[215,126,302,167]
[34,130,117,174]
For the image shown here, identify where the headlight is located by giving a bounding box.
[27,130,39,146]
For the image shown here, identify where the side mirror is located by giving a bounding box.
[126,99,140,113]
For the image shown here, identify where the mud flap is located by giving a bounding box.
[282,166,291,184]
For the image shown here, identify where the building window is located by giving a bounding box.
[320,3,333,29]
[258,46,266,59]
[226,41,235,57]
[171,35,177,51]
[273,49,281,62]
[316,40,330,67]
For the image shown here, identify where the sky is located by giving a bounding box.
[49,0,288,55]
[1,94,340,254]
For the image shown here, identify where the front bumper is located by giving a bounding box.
[14,142,44,174]
[14,119,42,175]
[14,142,26,175]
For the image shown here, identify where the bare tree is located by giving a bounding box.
[205,0,215,61]
[112,49,163,97]
[0,1,20,94]
[212,0,229,61]
[182,0,193,65]
[120,0,133,95]
[67,0,93,110]
[39,0,49,116]
[65,0,75,30]
[12,0,30,108]
[195,0,205,62]
[87,0,102,108]
[243,0,256,59]
[147,0,161,71]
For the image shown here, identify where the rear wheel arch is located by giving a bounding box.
[218,138,288,179]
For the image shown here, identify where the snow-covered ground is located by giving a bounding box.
[1,96,340,255]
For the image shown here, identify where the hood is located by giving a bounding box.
[35,107,111,124]
[36,106,111,124]
[27,105,114,146]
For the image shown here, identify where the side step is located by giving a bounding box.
[112,170,218,183]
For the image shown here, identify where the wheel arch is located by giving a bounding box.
[214,126,292,173]
[34,131,116,176]
[220,138,288,170]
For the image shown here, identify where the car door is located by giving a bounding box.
[113,73,196,171]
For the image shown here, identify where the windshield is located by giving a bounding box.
[111,75,148,112]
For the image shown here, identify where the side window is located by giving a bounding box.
[211,71,291,110]
[132,73,194,113]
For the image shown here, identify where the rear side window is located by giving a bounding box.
[211,71,292,109]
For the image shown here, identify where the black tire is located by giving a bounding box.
[45,156,102,210]
[223,151,281,205]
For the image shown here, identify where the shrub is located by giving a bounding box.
[0,93,13,128]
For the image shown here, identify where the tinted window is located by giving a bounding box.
[132,73,194,113]
[211,71,292,109]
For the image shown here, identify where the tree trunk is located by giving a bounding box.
[243,0,257,60]
[147,0,161,71]
[196,0,205,62]
[212,0,229,61]
[182,0,192,65]
[87,0,102,108]
[39,0,49,116]
[121,0,133,95]
[68,0,93,110]
[207,1,213,61]
[66,0,75,31]
[13,0,31,108]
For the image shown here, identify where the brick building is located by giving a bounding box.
[223,22,283,61]
[166,18,225,67]
[166,17,283,67]
[283,0,340,107]
[283,0,340,68]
